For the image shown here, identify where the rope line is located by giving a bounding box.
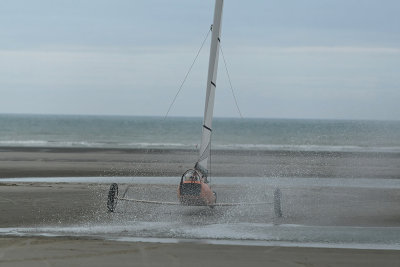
[220,45,243,118]
[164,28,211,119]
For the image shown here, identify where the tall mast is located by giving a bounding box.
[195,0,224,176]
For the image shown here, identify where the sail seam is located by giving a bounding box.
[203,125,212,132]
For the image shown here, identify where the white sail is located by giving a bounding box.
[195,0,224,176]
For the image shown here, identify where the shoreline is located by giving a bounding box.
[1,145,399,155]
[3,232,400,251]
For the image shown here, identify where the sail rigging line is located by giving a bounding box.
[164,28,212,119]
[220,44,243,118]
[209,138,212,184]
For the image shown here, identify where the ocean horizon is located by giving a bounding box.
[1,113,400,153]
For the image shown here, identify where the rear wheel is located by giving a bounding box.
[107,183,119,212]
[213,191,217,202]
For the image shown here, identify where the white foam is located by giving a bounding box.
[0,140,49,146]
[0,140,103,147]
[126,142,189,148]
[214,143,400,153]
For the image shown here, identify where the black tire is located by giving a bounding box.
[273,188,282,218]
[209,191,217,209]
[107,183,119,212]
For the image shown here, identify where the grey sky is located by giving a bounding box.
[0,0,399,120]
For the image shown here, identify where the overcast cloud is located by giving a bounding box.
[0,0,399,120]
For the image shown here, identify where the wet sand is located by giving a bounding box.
[1,182,400,266]
[1,236,399,267]
[0,146,399,178]
[1,182,400,228]
[1,147,400,266]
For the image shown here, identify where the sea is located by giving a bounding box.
[1,113,400,153]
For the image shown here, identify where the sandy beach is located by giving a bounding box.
[1,147,400,266]
[1,181,399,266]
[1,236,399,267]
[0,146,399,178]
